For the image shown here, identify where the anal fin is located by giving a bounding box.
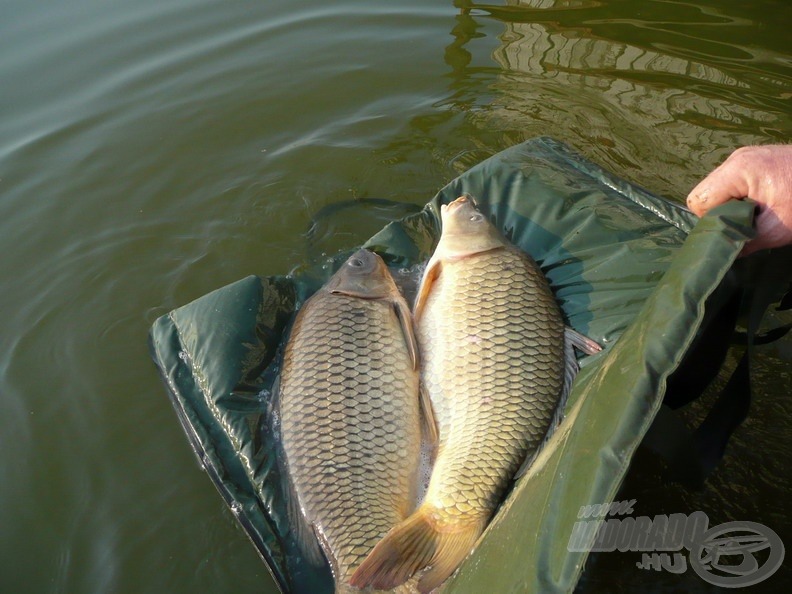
[284,479,327,568]
[350,507,483,594]
[419,384,439,448]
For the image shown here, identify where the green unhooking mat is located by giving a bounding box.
[149,137,777,593]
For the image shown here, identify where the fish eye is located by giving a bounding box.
[349,258,364,267]
[470,213,484,223]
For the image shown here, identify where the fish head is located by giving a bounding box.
[437,195,505,258]
[325,249,397,300]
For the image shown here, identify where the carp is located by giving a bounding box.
[352,196,598,592]
[279,249,431,594]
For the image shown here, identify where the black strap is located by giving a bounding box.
[644,249,792,488]
[691,349,751,477]
[643,285,749,488]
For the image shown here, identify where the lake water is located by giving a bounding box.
[1,0,789,592]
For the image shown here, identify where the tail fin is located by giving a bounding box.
[349,506,483,593]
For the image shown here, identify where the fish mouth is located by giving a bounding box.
[443,195,477,214]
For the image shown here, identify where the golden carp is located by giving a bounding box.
[352,196,577,593]
[279,249,428,594]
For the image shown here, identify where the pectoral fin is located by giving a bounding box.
[564,326,602,356]
[392,297,437,444]
[393,298,419,371]
[413,258,441,321]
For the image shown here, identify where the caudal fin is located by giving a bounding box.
[349,507,483,593]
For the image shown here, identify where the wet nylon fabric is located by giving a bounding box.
[149,137,754,593]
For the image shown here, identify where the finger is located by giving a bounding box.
[686,156,751,217]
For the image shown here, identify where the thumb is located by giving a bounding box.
[686,160,750,218]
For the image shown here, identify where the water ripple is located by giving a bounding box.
[0,1,789,593]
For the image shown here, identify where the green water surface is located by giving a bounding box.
[0,1,789,592]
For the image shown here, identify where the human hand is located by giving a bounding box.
[686,145,792,255]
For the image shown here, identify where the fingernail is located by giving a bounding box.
[689,189,709,207]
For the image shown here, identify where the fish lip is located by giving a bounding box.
[448,196,467,211]
[446,194,478,213]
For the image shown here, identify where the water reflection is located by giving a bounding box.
[446,0,792,199]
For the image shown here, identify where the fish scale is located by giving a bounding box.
[279,255,422,594]
[351,196,568,594]
[419,247,565,520]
